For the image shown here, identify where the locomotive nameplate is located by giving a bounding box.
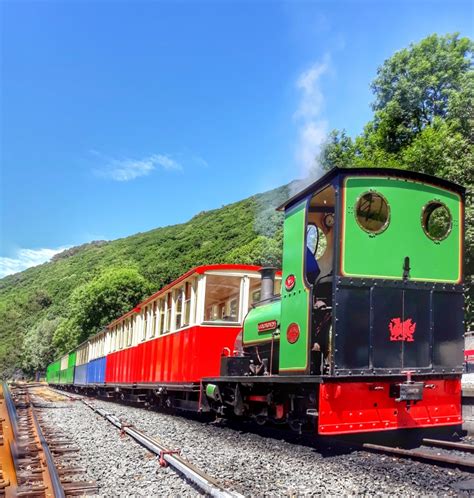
[258,320,278,333]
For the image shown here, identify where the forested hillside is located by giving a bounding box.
[0,185,290,378]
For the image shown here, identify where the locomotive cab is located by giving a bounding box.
[305,185,336,375]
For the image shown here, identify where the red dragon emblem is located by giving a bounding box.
[389,318,416,342]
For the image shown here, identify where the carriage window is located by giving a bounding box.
[249,277,261,306]
[422,201,452,241]
[184,282,192,326]
[204,275,242,322]
[165,293,172,332]
[158,299,165,335]
[274,278,282,296]
[119,323,124,349]
[175,287,184,330]
[355,192,390,234]
[251,289,261,304]
[129,318,134,346]
[127,318,132,346]
[249,275,282,307]
[110,328,114,352]
[151,301,158,337]
[229,298,238,318]
[142,306,148,340]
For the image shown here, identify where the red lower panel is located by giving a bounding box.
[105,325,240,384]
[318,379,462,435]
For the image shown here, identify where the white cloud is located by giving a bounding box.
[192,155,209,168]
[151,154,182,171]
[94,153,182,182]
[0,246,70,278]
[294,56,330,180]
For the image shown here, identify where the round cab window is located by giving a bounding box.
[355,192,390,234]
[422,201,452,241]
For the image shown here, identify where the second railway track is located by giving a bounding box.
[350,439,474,472]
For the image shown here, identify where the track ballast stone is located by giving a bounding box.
[40,398,199,497]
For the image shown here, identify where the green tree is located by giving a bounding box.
[22,317,61,375]
[323,33,473,168]
[52,318,81,356]
[320,130,356,169]
[227,235,282,267]
[0,305,25,380]
[371,33,473,151]
[52,267,153,352]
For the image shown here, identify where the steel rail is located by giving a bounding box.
[8,383,67,498]
[2,381,18,439]
[53,390,243,498]
[30,403,66,498]
[421,438,474,453]
[0,383,17,493]
[359,442,474,471]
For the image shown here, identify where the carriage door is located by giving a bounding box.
[372,287,431,372]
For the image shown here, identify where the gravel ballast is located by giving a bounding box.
[41,393,473,497]
[38,398,198,496]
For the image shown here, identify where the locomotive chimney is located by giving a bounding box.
[259,267,277,303]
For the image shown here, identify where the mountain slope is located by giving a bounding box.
[0,184,290,378]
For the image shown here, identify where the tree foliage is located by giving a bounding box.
[321,32,473,327]
[22,317,62,375]
[227,235,282,267]
[65,268,152,348]
[371,33,472,151]
[0,304,25,380]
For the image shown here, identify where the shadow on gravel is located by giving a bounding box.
[209,418,467,458]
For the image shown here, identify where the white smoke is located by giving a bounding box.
[292,56,330,195]
[252,56,331,241]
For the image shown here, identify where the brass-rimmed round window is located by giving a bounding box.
[422,201,452,241]
[354,191,390,234]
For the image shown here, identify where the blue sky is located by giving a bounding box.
[1,0,472,276]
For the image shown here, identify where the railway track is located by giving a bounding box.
[0,382,97,497]
[353,439,474,472]
[50,386,474,477]
[50,388,244,498]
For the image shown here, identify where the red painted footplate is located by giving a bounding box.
[318,379,462,435]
